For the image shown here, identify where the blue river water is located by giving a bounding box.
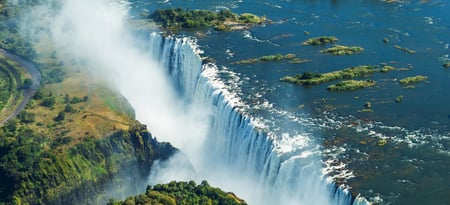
[128,0,449,204]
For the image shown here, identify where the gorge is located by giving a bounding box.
[7,0,449,204]
[23,0,370,203]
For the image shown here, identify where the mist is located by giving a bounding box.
[18,0,210,152]
[16,0,343,204]
[16,0,212,200]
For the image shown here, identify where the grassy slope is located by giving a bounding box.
[26,36,136,147]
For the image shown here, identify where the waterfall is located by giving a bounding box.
[147,32,369,205]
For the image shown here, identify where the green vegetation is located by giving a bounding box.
[231,53,298,64]
[0,55,27,120]
[40,96,56,108]
[327,80,376,91]
[43,68,65,84]
[394,45,416,54]
[0,2,35,58]
[288,58,311,64]
[54,111,65,121]
[148,8,266,30]
[381,65,395,72]
[17,111,35,123]
[22,78,33,89]
[302,36,338,45]
[0,66,11,111]
[280,65,393,86]
[1,2,174,204]
[320,45,364,55]
[377,139,388,147]
[239,13,263,24]
[395,95,404,103]
[398,75,428,85]
[110,181,247,205]
[0,124,176,204]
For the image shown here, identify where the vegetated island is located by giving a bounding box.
[443,62,450,68]
[280,65,394,86]
[327,80,376,91]
[147,8,267,31]
[394,45,416,54]
[398,75,428,85]
[320,45,364,55]
[303,36,338,45]
[231,53,310,65]
[395,95,404,103]
[108,181,247,205]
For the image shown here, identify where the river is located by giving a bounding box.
[134,1,450,204]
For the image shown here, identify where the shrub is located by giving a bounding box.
[18,111,35,123]
[64,104,75,113]
[40,97,56,108]
[22,78,33,89]
[54,111,65,121]
[215,24,228,31]
[395,95,403,103]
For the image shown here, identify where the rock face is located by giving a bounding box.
[4,127,177,205]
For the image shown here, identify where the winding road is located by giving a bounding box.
[0,49,41,126]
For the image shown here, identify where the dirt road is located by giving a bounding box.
[0,49,41,126]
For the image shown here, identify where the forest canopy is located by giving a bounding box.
[109,180,247,205]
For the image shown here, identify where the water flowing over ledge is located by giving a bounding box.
[147,32,369,205]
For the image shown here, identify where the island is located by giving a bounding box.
[148,8,267,31]
[302,36,338,45]
[230,53,301,64]
[395,95,404,103]
[280,65,394,86]
[398,75,428,85]
[320,45,364,55]
[327,80,376,91]
[394,45,416,54]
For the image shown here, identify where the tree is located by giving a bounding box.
[32,88,45,100]
[40,97,56,108]
[22,78,33,89]
[4,119,17,132]
[54,111,65,121]
[18,111,35,123]
[64,104,75,113]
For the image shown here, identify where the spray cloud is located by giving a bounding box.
[20,0,209,151]
[18,0,211,201]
